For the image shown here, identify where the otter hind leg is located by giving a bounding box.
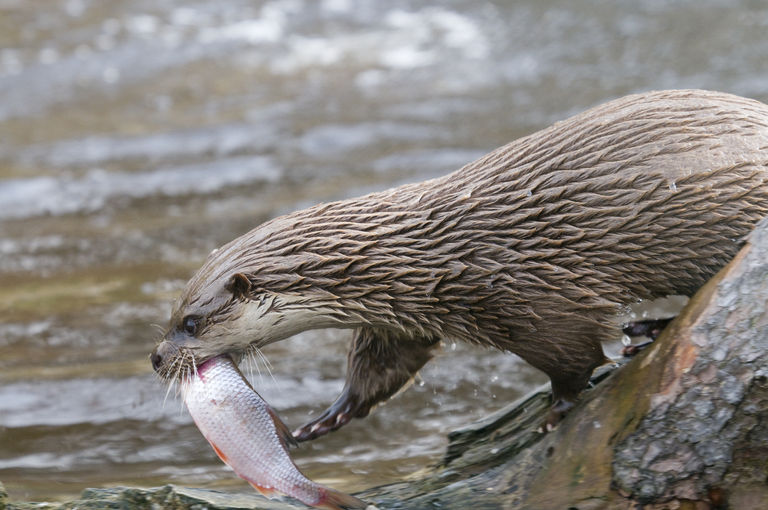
[513,330,610,430]
[292,327,439,442]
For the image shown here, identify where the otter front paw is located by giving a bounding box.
[293,391,369,442]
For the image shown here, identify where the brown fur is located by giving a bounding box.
[153,89,768,438]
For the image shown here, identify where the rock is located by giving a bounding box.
[4,485,307,510]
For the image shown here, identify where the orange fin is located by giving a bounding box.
[266,405,299,449]
[317,488,368,510]
[248,481,276,498]
[210,443,229,464]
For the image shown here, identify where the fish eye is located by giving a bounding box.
[182,315,200,336]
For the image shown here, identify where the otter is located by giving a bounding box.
[151,89,768,439]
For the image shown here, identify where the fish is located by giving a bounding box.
[181,354,368,510]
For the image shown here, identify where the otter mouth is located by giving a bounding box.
[151,343,201,382]
[150,341,263,383]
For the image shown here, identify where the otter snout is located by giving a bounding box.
[150,340,180,376]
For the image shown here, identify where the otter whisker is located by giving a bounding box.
[178,363,193,415]
[157,359,170,381]
[181,358,192,386]
[173,355,184,378]
[163,379,176,407]
[166,359,185,404]
[251,345,275,384]
[150,323,166,338]
[244,349,260,383]
[162,356,181,407]
[257,346,274,372]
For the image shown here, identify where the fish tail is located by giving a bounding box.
[316,487,368,510]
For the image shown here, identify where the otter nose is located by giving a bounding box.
[151,340,186,376]
[150,347,164,372]
[150,341,177,373]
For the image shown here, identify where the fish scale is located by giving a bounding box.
[182,355,366,509]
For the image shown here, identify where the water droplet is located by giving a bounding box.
[526,189,533,197]
[619,305,635,319]
[622,334,632,346]
[668,181,677,191]
[491,375,499,382]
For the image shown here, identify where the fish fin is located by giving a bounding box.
[248,482,276,498]
[241,369,298,448]
[210,443,230,464]
[266,406,299,449]
[317,488,368,510]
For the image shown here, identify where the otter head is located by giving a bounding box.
[150,251,344,381]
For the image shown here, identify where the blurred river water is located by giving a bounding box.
[1,0,767,502]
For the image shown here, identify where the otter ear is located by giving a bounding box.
[226,272,252,300]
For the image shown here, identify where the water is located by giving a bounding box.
[1,0,766,503]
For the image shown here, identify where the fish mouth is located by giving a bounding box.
[194,354,231,377]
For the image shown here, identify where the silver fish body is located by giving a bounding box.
[182,355,366,509]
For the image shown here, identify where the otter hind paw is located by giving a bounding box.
[539,398,576,433]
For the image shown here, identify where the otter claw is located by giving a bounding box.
[621,340,654,357]
[293,392,365,442]
[539,398,575,433]
[293,412,352,442]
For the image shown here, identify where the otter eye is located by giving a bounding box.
[182,316,200,336]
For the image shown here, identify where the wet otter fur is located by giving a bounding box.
[152,89,768,439]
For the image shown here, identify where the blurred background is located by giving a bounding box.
[1,0,767,503]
